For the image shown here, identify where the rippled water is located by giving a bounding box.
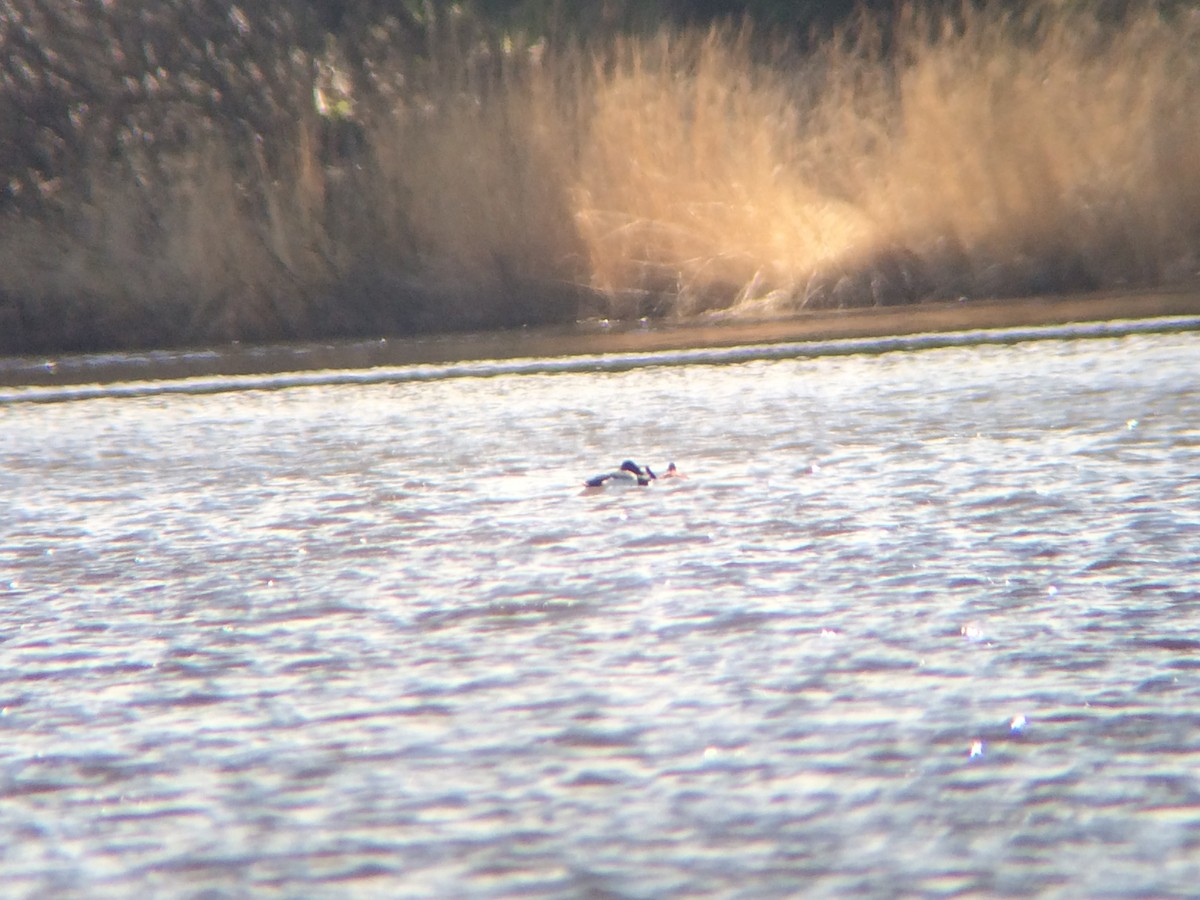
[3,328,1200,897]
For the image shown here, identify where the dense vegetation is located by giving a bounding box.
[2,1,1200,353]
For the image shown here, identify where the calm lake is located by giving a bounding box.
[3,320,1200,897]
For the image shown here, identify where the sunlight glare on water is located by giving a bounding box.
[2,330,1200,896]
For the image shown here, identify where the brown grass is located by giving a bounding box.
[2,2,1200,353]
[574,4,1200,316]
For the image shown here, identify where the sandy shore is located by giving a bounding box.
[3,287,1200,390]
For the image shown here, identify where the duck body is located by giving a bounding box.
[584,459,656,488]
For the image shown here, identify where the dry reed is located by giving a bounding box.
[2,2,1199,353]
[574,3,1200,316]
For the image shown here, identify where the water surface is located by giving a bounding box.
[2,329,1199,896]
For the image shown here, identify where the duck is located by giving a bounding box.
[584,459,657,488]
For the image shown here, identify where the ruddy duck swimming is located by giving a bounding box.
[584,459,656,488]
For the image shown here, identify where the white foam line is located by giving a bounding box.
[3,315,1199,405]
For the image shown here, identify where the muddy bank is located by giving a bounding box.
[4,288,1200,392]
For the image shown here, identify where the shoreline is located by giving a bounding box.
[3,287,1200,391]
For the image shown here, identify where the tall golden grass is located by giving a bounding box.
[575,4,1200,315]
[2,2,1199,352]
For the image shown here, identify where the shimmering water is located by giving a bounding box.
[3,328,1200,897]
